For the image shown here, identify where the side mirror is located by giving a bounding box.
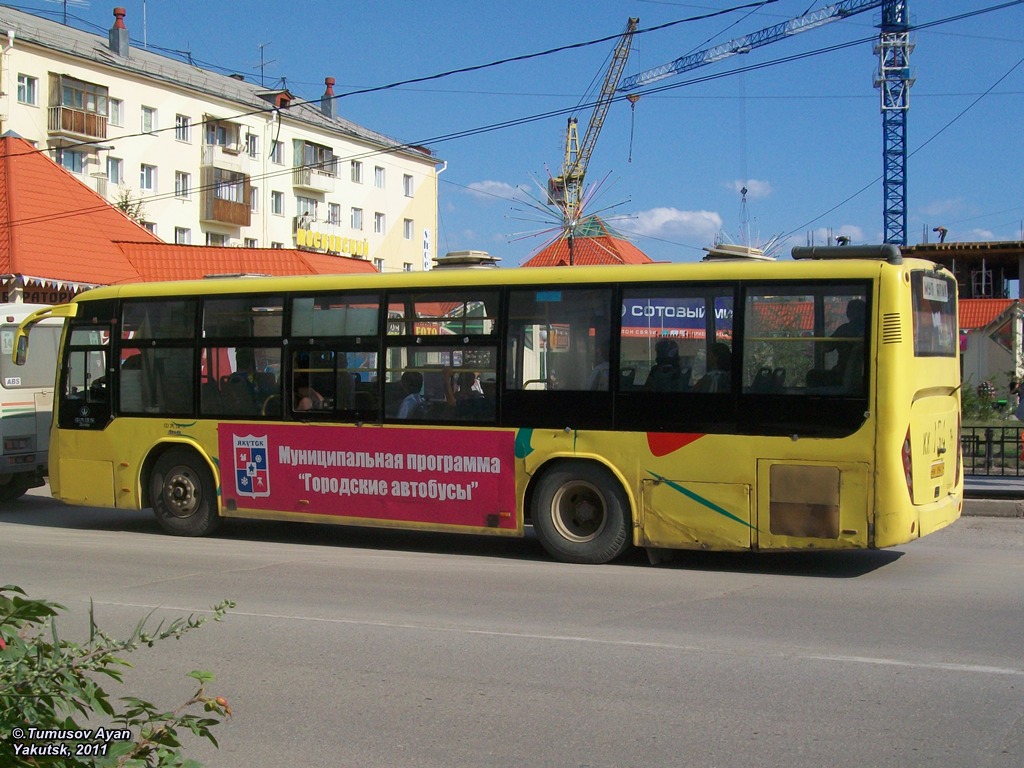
[14,334,27,366]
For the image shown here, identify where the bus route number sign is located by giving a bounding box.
[921,275,949,303]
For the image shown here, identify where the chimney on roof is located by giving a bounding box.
[321,77,336,119]
[109,7,129,57]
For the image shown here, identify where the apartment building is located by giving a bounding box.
[0,6,440,273]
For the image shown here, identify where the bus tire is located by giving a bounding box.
[150,447,221,537]
[532,462,632,564]
[0,479,28,502]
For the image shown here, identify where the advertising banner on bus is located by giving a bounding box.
[218,424,517,530]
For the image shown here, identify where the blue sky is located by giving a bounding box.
[18,0,1024,265]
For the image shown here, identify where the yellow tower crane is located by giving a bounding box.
[547,17,639,232]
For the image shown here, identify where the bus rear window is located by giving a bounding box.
[911,271,957,357]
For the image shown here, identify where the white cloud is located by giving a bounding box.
[919,197,967,218]
[725,179,772,199]
[966,228,995,240]
[630,207,723,242]
[465,180,524,201]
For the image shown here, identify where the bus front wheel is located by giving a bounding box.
[150,447,222,537]
[532,462,632,564]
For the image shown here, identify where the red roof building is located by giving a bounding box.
[0,134,375,303]
[521,216,654,267]
[958,299,1016,331]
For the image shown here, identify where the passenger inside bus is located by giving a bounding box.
[223,348,278,414]
[825,297,866,376]
[443,368,491,419]
[294,374,326,411]
[396,370,427,418]
[586,340,611,391]
[693,342,732,393]
[644,339,689,392]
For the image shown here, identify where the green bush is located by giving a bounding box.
[1,585,234,767]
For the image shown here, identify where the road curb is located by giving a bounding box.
[963,498,1024,518]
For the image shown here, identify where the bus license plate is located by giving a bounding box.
[930,460,945,479]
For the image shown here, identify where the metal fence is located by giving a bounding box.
[961,426,1024,476]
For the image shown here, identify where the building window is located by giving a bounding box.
[17,74,38,105]
[271,242,284,249]
[58,149,84,174]
[271,191,284,216]
[296,195,318,222]
[351,160,363,184]
[403,262,413,272]
[296,140,337,175]
[174,171,191,199]
[54,75,108,117]
[141,221,157,235]
[108,98,124,127]
[141,106,157,133]
[213,168,245,203]
[175,114,191,142]
[374,166,385,188]
[403,174,414,197]
[351,207,363,230]
[107,156,123,185]
[246,133,259,158]
[328,203,341,225]
[250,187,259,213]
[244,238,258,248]
[205,119,239,151]
[271,141,284,165]
[174,227,191,245]
[140,164,157,192]
[374,258,385,272]
[206,233,228,246]
[403,218,414,240]
[374,212,386,234]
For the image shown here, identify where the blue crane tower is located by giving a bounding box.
[617,0,913,245]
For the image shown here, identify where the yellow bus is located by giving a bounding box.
[15,244,962,563]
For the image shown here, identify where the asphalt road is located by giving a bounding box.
[2,486,1023,768]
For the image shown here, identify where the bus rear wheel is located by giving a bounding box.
[532,462,632,564]
[150,447,221,537]
[0,478,29,502]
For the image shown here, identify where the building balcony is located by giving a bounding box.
[199,193,251,228]
[199,167,251,228]
[292,165,337,193]
[47,106,107,141]
[201,145,249,174]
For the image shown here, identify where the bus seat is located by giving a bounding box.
[753,367,770,391]
[221,376,258,415]
[200,381,223,413]
[620,367,636,389]
[384,381,405,417]
[120,370,142,412]
[842,343,865,393]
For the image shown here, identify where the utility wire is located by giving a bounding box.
[1,0,1021,237]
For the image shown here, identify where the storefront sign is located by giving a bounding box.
[295,227,370,259]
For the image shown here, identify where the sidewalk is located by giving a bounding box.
[964,476,1024,517]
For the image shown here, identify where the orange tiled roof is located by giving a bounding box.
[522,216,654,267]
[0,134,376,285]
[959,299,1016,330]
[118,243,376,282]
[0,134,159,284]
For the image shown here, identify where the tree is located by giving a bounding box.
[114,185,146,223]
